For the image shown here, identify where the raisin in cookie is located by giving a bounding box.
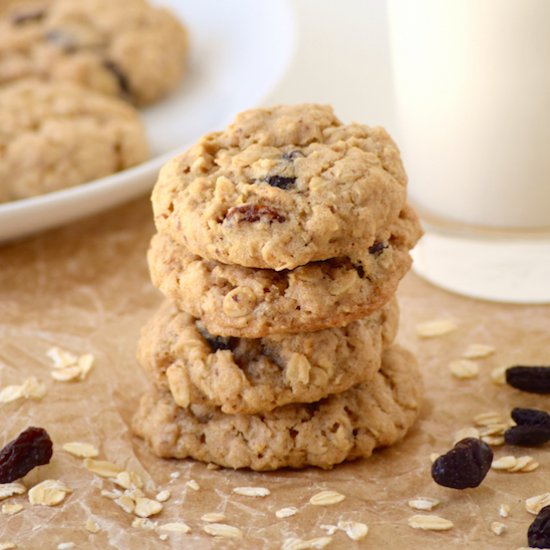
[0,0,188,105]
[138,298,398,415]
[149,205,421,337]
[152,104,408,270]
[133,345,422,471]
[0,80,149,201]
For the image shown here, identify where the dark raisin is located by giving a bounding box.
[0,427,53,483]
[44,29,79,52]
[528,505,550,548]
[103,60,131,96]
[368,241,388,255]
[353,263,365,278]
[512,407,550,427]
[11,8,45,25]
[431,437,493,489]
[264,175,296,190]
[506,366,550,394]
[282,150,304,161]
[195,322,236,352]
[504,407,550,446]
[505,425,550,446]
[225,204,286,224]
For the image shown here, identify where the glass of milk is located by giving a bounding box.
[387,0,550,303]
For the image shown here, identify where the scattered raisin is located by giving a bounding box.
[528,505,550,548]
[104,60,131,96]
[265,175,296,190]
[504,407,550,446]
[353,263,365,279]
[0,427,53,483]
[195,322,236,352]
[505,366,550,394]
[431,437,493,489]
[225,204,286,224]
[368,241,388,255]
[11,8,45,25]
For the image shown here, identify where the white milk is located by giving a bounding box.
[388,0,550,229]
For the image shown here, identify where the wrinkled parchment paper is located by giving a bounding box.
[1,197,549,549]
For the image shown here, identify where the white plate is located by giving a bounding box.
[0,0,295,243]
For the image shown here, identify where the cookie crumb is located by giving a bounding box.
[337,520,368,541]
[490,521,507,536]
[408,514,454,531]
[169,471,181,479]
[206,463,220,471]
[309,490,345,506]
[498,504,510,518]
[85,518,100,533]
[132,518,158,530]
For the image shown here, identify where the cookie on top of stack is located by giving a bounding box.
[133,104,424,471]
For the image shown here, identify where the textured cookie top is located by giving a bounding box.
[152,104,408,270]
[0,79,149,201]
[0,0,188,105]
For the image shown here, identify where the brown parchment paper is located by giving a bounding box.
[1,196,549,550]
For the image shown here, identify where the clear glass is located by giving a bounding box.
[388,0,550,303]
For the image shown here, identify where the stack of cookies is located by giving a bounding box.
[133,104,424,471]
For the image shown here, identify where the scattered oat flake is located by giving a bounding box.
[275,507,298,519]
[114,471,143,490]
[0,543,16,550]
[2,503,23,515]
[0,377,46,403]
[282,537,332,550]
[134,497,163,518]
[492,456,518,470]
[50,366,83,382]
[132,518,158,530]
[490,366,507,385]
[84,458,122,478]
[57,543,75,550]
[155,489,171,502]
[201,512,226,522]
[85,518,100,533]
[114,495,135,514]
[309,490,345,506]
[479,423,508,437]
[416,319,457,338]
[499,504,510,518]
[482,435,505,446]
[101,489,121,500]
[320,524,338,535]
[449,359,479,379]
[0,483,26,500]
[62,441,99,458]
[169,471,180,479]
[462,344,495,359]
[202,523,242,539]
[509,456,538,473]
[28,479,71,506]
[232,486,270,497]
[186,479,200,491]
[526,493,550,515]
[408,497,440,511]
[490,521,506,536]
[46,347,78,368]
[453,427,480,444]
[158,522,191,534]
[0,385,23,404]
[206,463,220,470]
[159,534,168,541]
[338,520,369,541]
[473,411,502,426]
[408,514,454,531]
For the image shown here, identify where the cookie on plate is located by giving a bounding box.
[0,80,149,201]
[0,0,188,105]
[138,298,399,414]
[133,345,423,471]
[148,205,421,337]
[152,104,408,270]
